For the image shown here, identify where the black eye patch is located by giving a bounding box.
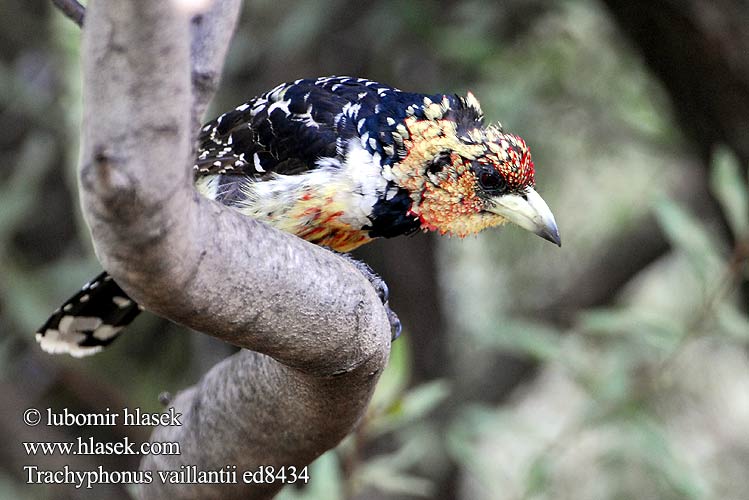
[428,151,452,175]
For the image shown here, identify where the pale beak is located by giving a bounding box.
[489,187,561,246]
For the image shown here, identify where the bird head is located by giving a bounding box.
[387,92,560,246]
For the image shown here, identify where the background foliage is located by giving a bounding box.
[1,0,747,499]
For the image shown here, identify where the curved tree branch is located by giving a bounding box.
[78,1,391,498]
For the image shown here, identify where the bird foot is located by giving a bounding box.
[339,254,402,340]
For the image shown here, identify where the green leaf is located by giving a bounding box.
[654,197,723,277]
[0,132,56,238]
[369,338,410,414]
[399,380,450,421]
[444,406,496,464]
[368,380,450,437]
[478,319,562,361]
[356,466,432,498]
[579,307,686,351]
[715,302,749,342]
[353,437,434,497]
[627,412,708,500]
[710,146,749,237]
[524,455,552,497]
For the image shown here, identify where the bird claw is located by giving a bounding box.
[367,274,401,340]
[386,305,402,340]
[339,253,402,340]
[376,278,390,304]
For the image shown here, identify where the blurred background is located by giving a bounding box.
[1,0,748,498]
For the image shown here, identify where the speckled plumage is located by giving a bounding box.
[37,76,557,357]
[193,76,536,251]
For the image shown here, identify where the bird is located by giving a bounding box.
[36,76,560,357]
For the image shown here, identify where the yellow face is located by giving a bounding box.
[388,116,537,237]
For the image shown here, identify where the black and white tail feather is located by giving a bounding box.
[36,272,141,357]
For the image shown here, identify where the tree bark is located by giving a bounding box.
[78,1,391,498]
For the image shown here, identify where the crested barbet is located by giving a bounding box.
[37,76,560,357]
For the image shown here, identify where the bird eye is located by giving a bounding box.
[479,170,506,193]
[429,151,452,174]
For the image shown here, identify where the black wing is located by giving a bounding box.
[193,76,398,178]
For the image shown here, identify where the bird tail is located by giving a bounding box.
[35,272,141,357]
